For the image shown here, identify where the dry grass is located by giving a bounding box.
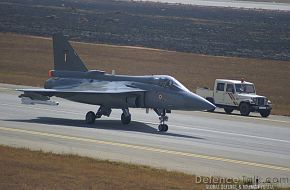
[0,145,204,190]
[0,32,289,115]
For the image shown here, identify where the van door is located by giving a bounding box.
[225,83,238,106]
[214,82,225,105]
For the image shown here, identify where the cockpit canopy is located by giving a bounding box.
[152,75,190,92]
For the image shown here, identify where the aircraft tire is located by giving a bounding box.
[163,124,168,132]
[158,124,168,132]
[85,111,96,124]
[158,124,163,131]
[121,113,131,125]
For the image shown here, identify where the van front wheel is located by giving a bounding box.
[260,110,271,117]
[239,103,250,116]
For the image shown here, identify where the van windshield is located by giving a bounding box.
[235,84,255,93]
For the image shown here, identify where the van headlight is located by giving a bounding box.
[267,100,271,104]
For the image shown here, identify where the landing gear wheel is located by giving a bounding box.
[85,111,96,124]
[260,110,271,117]
[224,108,234,114]
[154,109,169,132]
[158,124,163,132]
[158,124,168,132]
[239,103,250,116]
[163,124,168,132]
[121,113,131,125]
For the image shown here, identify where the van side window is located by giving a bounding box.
[226,84,235,93]
[217,83,225,91]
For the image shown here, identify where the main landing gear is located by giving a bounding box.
[85,106,131,125]
[85,111,96,124]
[85,106,112,124]
[121,108,131,125]
[154,109,169,132]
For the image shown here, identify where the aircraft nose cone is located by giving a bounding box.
[184,92,216,111]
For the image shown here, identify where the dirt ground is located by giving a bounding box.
[0,32,289,115]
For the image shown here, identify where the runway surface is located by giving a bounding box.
[0,83,290,183]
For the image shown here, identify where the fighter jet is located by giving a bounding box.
[18,33,215,132]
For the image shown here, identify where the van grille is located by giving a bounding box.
[257,98,266,106]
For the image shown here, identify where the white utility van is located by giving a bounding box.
[196,79,272,117]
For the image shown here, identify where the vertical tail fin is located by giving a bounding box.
[53,33,88,72]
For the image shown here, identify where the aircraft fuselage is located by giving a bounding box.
[44,70,213,111]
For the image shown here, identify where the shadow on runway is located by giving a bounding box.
[5,117,205,140]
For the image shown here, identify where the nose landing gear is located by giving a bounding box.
[154,109,169,132]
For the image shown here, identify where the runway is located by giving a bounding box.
[0,83,290,183]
